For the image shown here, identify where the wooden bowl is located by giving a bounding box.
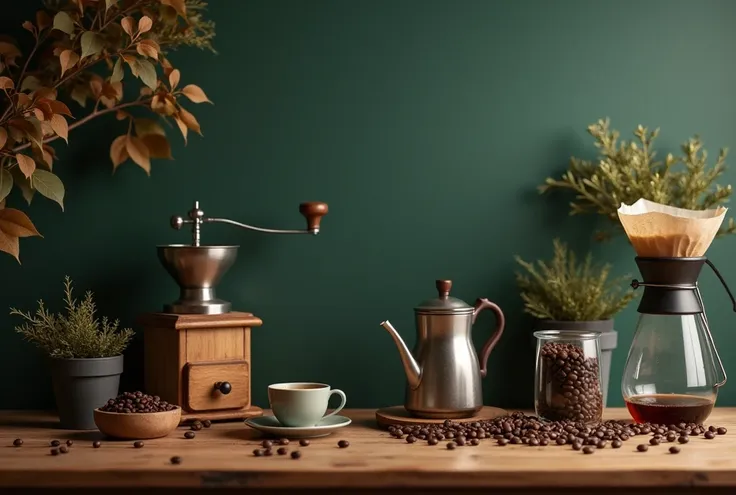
[93,407,182,439]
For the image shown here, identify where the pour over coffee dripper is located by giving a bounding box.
[157,200,328,314]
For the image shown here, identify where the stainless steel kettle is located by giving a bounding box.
[380,279,505,418]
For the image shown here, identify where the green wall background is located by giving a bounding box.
[3,0,736,412]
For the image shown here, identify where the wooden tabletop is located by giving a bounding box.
[1,408,736,494]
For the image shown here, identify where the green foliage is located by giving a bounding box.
[9,276,134,359]
[539,118,735,240]
[515,239,637,321]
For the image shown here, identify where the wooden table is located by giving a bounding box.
[1,408,736,494]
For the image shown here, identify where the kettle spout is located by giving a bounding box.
[380,320,421,389]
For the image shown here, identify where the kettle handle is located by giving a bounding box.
[472,298,505,378]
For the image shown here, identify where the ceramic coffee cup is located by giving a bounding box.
[268,382,347,427]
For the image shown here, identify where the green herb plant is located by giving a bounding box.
[9,275,134,358]
[515,239,636,321]
[539,118,735,240]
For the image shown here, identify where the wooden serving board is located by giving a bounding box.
[375,405,508,428]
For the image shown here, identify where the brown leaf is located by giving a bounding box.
[49,114,68,143]
[138,15,153,34]
[160,56,174,77]
[140,87,153,96]
[33,108,45,121]
[40,144,54,170]
[134,117,165,136]
[89,77,103,99]
[151,93,176,115]
[125,135,151,174]
[70,84,88,107]
[110,135,128,169]
[0,228,20,263]
[136,39,159,60]
[0,208,41,238]
[15,93,31,109]
[121,16,136,38]
[116,110,131,121]
[0,42,21,66]
[48,99,73,117]
[36,10,52,31]
[0,76,14,91]
[33,87,57,100]
[169,69,180,90]
[59,49,80,77]
[174,115,188,144]
[22,21,35,35]
[0,127,6,149]
[34,100,54,120]
[111,57,123,83]
[161,0,187,17]
[178,107,201,135]
[181,84,212,104]
[16,154,36,178]
[141,134,172,159]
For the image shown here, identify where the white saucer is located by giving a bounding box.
[244,415,352,438]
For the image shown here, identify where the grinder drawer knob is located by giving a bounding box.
[214,381,232,395]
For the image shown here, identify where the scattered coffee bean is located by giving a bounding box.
[669,446,680,454]
[50,440,60,447]
[717,427,727,435]
[291,450,301,459]
[277,447,288,455]
[279,438,289,445]
[678,436,689,444]
[597,440,607,449]
[540,438,549,446]
[262,440,273,448]
[264,448,273,456]
[705,431,715,439]
[447,442,456,450]
[572,442,582,451]
[338,440,350,448]
[612,440,622,449]
[66,440,73,447]
[406,435,416,444]
[12,439,22,447]
[471,438,480,446]
[59,446,69,454]
[497,438,508,446]
[582,446,595,454]
[100,391,176,413]
[649,438,659,446]
[50,448,59,456]
[191,423,202,431]
[637,444,648,452]
[184,431,195,439]
[666,433,676,442]
[537,342,603,423]
[428,437,438,446]
[253,449,263,456]
[171,456,182,464]
[299,439,310,447]
[133,441,144,448]
[202,420,212,428]
[93,441,101,448]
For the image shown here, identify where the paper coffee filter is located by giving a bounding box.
[617,198,727,257]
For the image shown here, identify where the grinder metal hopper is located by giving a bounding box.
[158,200,328,314]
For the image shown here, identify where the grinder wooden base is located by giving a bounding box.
[181,405,263,424]
[375,405,508,428]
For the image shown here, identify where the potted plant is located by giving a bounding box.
[9,276,134,429]
[539,118,735,241]
[515,239,636,407]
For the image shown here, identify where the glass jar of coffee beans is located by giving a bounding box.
[534,330,603,424]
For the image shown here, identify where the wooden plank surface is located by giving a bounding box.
[0,408,735,490]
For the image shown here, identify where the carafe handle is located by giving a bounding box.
[705,259,736,312]
[472,298,505,378]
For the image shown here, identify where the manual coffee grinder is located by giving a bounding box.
[617,199,735,425]
[138,199,328,422]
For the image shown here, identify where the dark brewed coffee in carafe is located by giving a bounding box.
[625,394,715,425]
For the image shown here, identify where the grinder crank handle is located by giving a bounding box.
[472,298,505,379]
[299,202,329,234]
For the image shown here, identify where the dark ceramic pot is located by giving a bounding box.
[49,355,123,430]
[533,319,618,408]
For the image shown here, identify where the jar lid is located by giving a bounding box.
[414,280,473,314]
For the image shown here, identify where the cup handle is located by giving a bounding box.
[322,389,347,419]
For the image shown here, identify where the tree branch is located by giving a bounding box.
[11,98,152,153]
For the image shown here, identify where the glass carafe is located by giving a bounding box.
[621,257,733,425]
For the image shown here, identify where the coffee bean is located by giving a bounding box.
[447,442,456,450]
[669,446,680,454]
[637,444,648,452]
[456,437,466,446]
[338,440,350,448]
[93,441,101,448]
[597,440,606,449]
[50,448,59,456]
[406,435,416,444]
[277,447,288,455]
[66,440,73,447]
[705,431,715,439]
[134,441,144,448]
[497,439,508,446]
[253,449,263,456]
[540,438,549,446]
[510,437,521,445]
[428,437,438,446]
[709,425,717,432]
[50,440,60,447]
[264,448,273,456]
[649,438,660,446]
[471,438,480,446]
[100,392,176,413]
[60,446,69,454]
[203,420,212,428]
[299,439,310,447]
[717,427,727,435]
[191,423,202,431]
[291,451,301,459]
[612,440,622,449]
[678,436,689,444]
[171,456,182,464]
[279,438,289,445]
[262,440,273,448]
[12,439,22,447]
[582,446,595,454]
[666,433,676,442]
[184,431,195,439]
[555,437,566,446]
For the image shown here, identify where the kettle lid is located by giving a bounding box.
[415,280,473,314]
